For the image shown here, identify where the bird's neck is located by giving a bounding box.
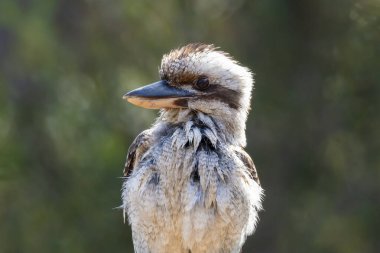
[157,109,247,147]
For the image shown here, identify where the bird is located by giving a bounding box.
[121,43,263,253]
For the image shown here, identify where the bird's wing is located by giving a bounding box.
[235,148,260,186]
[123,130,152,177]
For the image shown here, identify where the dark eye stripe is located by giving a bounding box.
[202,85,242,110]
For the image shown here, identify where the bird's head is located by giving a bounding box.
[124,43,254,146]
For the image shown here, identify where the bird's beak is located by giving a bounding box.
[123,80,194,109]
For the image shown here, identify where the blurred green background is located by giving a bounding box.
[0,0,379,252]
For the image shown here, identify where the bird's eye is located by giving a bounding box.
[195,77,210,90]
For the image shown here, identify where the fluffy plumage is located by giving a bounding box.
[122,44,263,253]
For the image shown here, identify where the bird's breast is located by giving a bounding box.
[122,123,262,252]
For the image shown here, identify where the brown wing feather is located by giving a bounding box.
[235,148,260,185]
[123,130,152,177]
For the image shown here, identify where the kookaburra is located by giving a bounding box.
[122,43,263,253]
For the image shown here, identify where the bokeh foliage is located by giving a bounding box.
[0,0,379,252]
